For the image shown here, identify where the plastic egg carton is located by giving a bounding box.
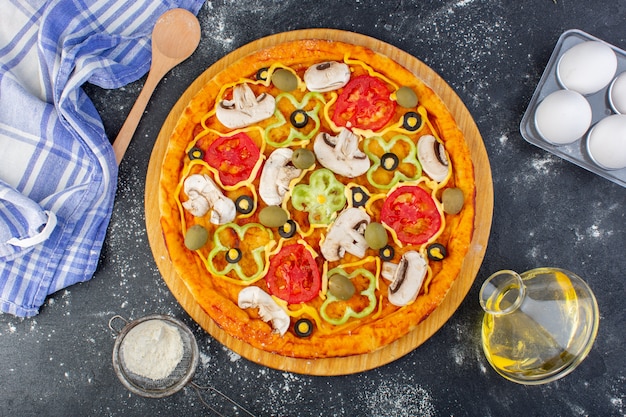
[520,29,626,188]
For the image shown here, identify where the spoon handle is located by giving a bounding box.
[112,66,165,165]
[111,8,200,165]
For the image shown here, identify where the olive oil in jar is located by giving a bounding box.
[479,268,599,384]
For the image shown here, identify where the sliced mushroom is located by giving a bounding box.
[303,61,351,92]
[182,174,236,224]
[237,286,290,336]
[387,251,427,307]
[320,208,370,261]
[313,128,370,178]
[417,134,449,182]
[216,83,276,129]
[259,148,302,206]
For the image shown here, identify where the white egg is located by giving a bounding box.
[557,41,617,95]
[534,89,592,145]
[587,114,626,170]
[609,72,626,114]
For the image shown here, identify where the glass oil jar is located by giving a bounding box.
[479,268,599,385]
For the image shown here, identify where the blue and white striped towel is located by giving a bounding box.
[0,0,204,317]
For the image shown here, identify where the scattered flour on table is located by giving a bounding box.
[199,351,212,368]
[257,372,313,416]
[610,396,624,414]
[199,1,290,52]
[530,155,557,175]
[448,319,487,372]
[576,200,618,241]
[608,375,626,415]
[226,349,241,362]
[198,1,235,50]
[567,403,587,416]
[254,368,436,416]
[364,379,435,417]
[507,153,560,186]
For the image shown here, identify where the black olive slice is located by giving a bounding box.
[379,245,395,261]
[381,153,400,171]
[256,67,269,81]
[427,243,447,261]
[351,186,370,208]
[294,318,313,338]
[235,195,254,215]
[278,219,297,239]
[402,111,422,131]
[187,147,204,160]
[290,109,309,128]
[225,248,242,264]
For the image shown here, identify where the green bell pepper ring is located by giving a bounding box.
[320,266,377,325]
[207,222,273,282]
[364,134,422,190]
[291,168,346,225]
[264,92,325,148]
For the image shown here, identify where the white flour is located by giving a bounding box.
[365,379,435,417]
[120,320,184,380]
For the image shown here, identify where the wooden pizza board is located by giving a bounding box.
[145,29,493,375]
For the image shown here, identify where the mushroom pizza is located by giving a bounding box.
[158,39,475,358]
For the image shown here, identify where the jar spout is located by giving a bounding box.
[479,270,525,315]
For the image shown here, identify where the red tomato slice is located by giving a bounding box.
[266,244,321,304]
[380,186,441,245]
[332,75,396,131]
[204,133,260,186]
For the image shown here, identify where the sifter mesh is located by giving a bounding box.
[110,314,198,399]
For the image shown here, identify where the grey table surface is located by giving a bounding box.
[2,1,625,416]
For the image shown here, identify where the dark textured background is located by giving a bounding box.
[1,1,625,416]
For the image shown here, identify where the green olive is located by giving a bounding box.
[184,224,209,250]
[396,86,418,108]
[271,68,298,91]
[328,273,355,300]
[364,222,388,250]
[292,148,315,169]
[258,205,288,228]
[442,187,464,215]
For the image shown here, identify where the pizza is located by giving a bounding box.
[158,39,475,359]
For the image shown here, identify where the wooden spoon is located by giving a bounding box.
[112,8,201,165]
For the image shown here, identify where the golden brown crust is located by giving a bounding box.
[159,39,475,358]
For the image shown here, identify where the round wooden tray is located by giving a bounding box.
[145,29,493,375]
